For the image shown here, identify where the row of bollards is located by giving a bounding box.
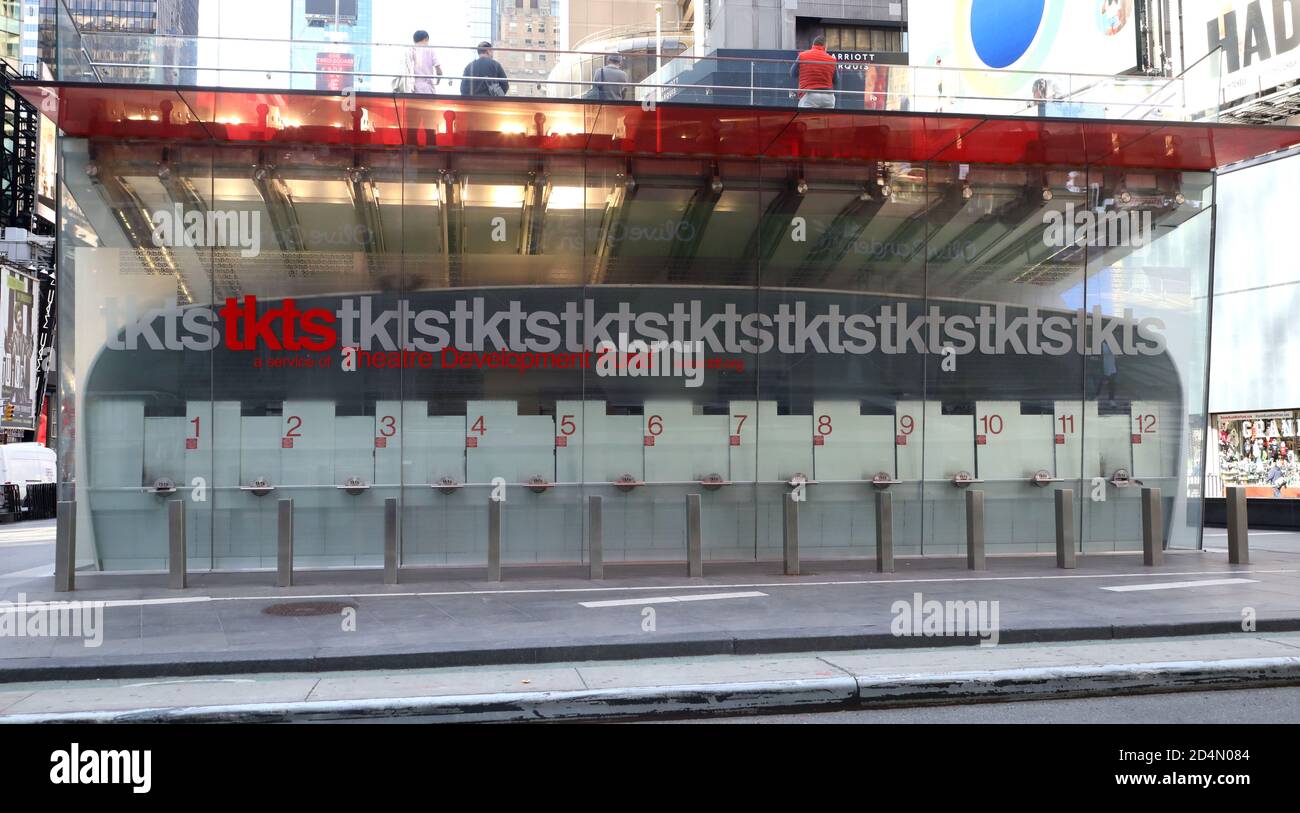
[52,486,1253,591]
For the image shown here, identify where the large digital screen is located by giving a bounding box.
[909,0,1141,76]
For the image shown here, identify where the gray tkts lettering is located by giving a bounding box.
[102,296,1167,358]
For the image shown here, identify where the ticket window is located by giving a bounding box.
[582,402,646,484]
[397,404,472,566]
[643,400,729,483]
[922,401,976,481]
[395,403,467,485]
[975,401,1057,551]
[1130,400,1174,482]
[745,402,813,482]
[270,399,336,560]
[973,401,1054,481]
[88,399,146,492]
[334,415,377,488]
[811,400,896,481]
[921,402,977,552]
[142,415,186,492]
[1082,401,1141,551]
[238,415,283,493]
[1082,401,1134,482]
[465,401,556,485]
[278,401,335,487]
[211,402,243,490]
[88,399,159,568]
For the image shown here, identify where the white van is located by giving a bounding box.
[0,442,56,501]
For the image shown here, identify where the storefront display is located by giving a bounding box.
[1211,410,1300,498]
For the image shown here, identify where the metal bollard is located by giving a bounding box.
[686,493,703,577]
[384,497,399,585]
[277,498,294,587]
[966,489,986,571]
[1226,486,1249,565]
[875,490,894,573]
[784,492,800,576]
[1054,488,1076,569]
[169,499,187,589]
[487,497,502,582]
[1141,487,1163,566]
[588,495,603,580]
[54,500,76,592]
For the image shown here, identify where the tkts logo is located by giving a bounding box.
[217,296,335,351]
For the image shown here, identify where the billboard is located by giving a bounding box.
[315,51,356,91]
[1,269,40,433]
[1184,0,1300,106]
[909,0,1141,75]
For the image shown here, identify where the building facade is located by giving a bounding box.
[38,0,200,83]
[496,0,561,96]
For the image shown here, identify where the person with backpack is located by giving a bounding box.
[461,41,509,97]
[588,53,629,101]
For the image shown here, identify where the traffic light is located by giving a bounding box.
[3,403,13,422]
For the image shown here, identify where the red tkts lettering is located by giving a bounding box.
[218,295,337,351]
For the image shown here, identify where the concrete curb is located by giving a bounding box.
[5,617,1300,684]
[6,656,1300,724]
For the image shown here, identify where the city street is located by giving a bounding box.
[673,686,1300,724]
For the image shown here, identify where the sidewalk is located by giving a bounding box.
[3,632,1299,723]
[3,542,1300,683]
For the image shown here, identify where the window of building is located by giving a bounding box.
[822,24,905,53]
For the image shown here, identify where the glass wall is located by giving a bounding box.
[58,135,1213,572]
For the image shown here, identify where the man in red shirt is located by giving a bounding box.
[790,35,839,108]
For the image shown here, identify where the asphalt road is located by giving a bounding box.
[673,686,1300,723]
[0,519,54,582]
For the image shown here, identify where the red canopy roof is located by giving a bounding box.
[18,81,1300,171]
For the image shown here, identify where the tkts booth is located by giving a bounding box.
[19,78,1300,579]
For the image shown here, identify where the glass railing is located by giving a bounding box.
[49,20,1230,122]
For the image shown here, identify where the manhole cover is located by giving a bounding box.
[262,601,356,617]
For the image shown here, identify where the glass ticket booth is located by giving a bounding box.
[55,98,1223,576]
